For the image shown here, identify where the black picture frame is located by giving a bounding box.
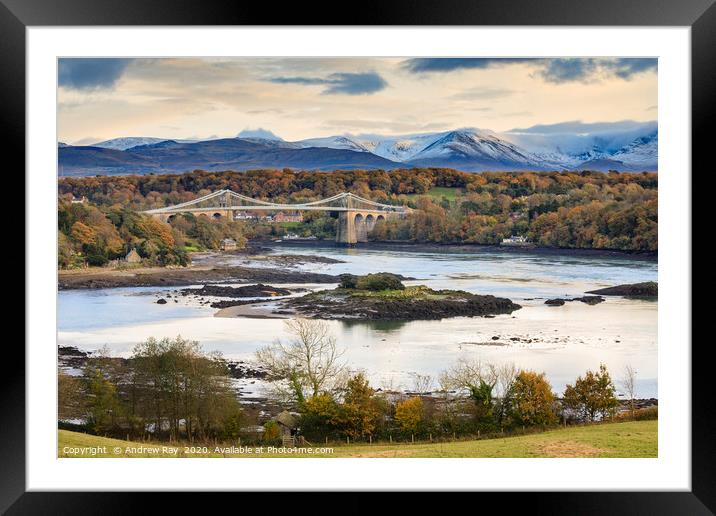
[5,0,709,512]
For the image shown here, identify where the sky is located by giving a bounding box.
[57,57,658,144]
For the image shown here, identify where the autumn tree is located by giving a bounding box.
[336,372,381,440]
[562,364,619,422]
[394,396,424,435]
[505,371,558,427]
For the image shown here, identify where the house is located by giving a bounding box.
[233,211,259,220]
[275,410,298,447]
[273,212,303,223]
[124,248,142,263]
[71,195,88,204]
[220,238,237,251]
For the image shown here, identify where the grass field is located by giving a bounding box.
[58,420,656,458]
[406,187,463,201]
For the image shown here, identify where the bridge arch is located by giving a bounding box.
[365,214,376,232]
[212,212,223,219]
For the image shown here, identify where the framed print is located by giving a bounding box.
[6,0,711,511]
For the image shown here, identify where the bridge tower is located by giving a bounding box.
[336,193,357,244]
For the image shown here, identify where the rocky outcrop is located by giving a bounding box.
[586,281,657,298]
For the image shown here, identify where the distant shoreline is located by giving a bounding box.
[261,239,658,261]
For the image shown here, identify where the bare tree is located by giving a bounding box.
[495,362,519,397]
[410,373,434,394]
[441,359,497,392]
[620,364,638,418]
[255,318,345,404]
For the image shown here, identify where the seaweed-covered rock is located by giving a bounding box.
[586,281,657,299]
[282,285,521,321]
[182,284,293,298]
[545,298,565,306]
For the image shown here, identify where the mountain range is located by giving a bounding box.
[58,121,657,176]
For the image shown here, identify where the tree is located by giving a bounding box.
[84,367,123,434]
[300,392,340,438]
[563,364,619,422]
[255,318,345,404]
[336,372,381,439]
[130,336,239,441]
[58,371,86,421]
[506,371,558,427]
[395,397,424,435]
[440,359,500,426]
[411,373,434,394]
[620,364,638,418]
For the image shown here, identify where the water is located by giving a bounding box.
[58,244,658,398]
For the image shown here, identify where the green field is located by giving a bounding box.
[406,187,463,201]
[58,420,656,458]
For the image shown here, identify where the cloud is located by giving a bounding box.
[58,58,134,90]
[403,57,657,83]
[537,58,657,83]
[450,86,515,100]
[268,72,388,95]
[403,58,528,73]
[537,59,599,83]
[605,58,658,79]
[508,120,657,135]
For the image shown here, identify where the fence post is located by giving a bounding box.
[411,434,414,444]
[369,435,372,445]
[390,435,392,444]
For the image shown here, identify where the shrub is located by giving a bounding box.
[615,405,658,421]
[355,273,405,291]
[338,274,358,289]
[262,420,281,442]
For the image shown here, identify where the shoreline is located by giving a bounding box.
[58,263,338,290]
[261,239,658,261]
[214,302,290,319]
[58,240,657,291]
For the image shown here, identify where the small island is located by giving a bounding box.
[586,281,658,299]
[280,273,521,321]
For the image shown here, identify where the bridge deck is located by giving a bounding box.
[143,190,410,215]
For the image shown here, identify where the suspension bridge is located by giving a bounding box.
[143,190,411,244]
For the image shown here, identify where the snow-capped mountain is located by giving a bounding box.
[298,136,371,153]
[501,121,658,171]
[90,137,170,150]
[609,132,658,168]
[60,121,657,176]
[407,130,548,170]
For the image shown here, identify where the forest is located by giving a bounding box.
[57,168,657,267]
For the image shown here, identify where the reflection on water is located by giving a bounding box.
[58,245,658,397]
[339,319,409,332]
